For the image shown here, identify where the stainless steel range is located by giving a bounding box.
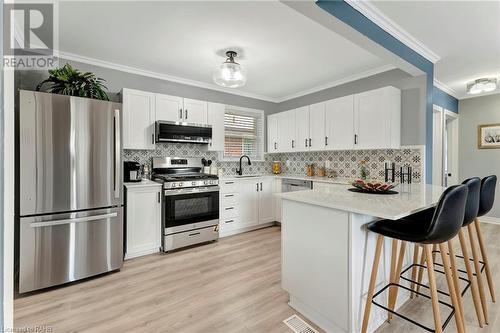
[152,157,219,251]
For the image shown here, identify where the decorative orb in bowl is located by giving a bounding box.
[350,179,396,193]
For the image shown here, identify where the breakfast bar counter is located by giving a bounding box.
[278,184,446,333]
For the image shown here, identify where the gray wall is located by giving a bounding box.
[459,94,500,218]
[16,61,427,148]
[274,69,427,146]
[16,58,277,113]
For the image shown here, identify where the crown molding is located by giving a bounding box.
[433,79,460,99]
[274,64,396,103]
[57,51,279,103]
[345,0,441,64]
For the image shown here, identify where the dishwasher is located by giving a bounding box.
[281,178,313,192]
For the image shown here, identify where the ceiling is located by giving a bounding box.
[368,0,500,98]
[58,1,390,102]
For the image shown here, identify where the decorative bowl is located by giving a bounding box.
[350,179,396,193]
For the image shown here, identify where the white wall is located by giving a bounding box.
[459,94,500,218]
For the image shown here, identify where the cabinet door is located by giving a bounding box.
[122,89,155,150]
[125,187,161,259]
[155,93,183,122]
[207,102,225,151]
[309,102,326,151]
[325,95,355,150]
[295,106,310,151]
[238,179,259,227]
[258,178,275,223]
[278,110,296,152]
[267,114,279,152]
[183,98,208,124]
[354,87,400,149]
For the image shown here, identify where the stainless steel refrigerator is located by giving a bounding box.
[18,90,123,293]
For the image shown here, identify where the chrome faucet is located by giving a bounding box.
[236,155,252,175]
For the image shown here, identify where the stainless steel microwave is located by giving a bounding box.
[155,121,212,144]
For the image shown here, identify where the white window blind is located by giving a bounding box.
[223,108,264,160]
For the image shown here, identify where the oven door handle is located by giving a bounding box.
[164,186,220,196]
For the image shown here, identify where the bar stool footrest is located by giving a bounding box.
[371,282,455,333]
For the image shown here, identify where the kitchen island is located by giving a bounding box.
[278,183,446,333]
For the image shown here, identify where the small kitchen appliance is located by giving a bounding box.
[124,161,142,182]
[152,157,219,252]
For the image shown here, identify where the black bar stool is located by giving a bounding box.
[361,185,468,333]
[475,175,496,303]
[408,177,488,327]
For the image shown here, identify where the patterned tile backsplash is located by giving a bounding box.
[124,143,423,183]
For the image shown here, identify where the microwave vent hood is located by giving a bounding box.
[155,121,212,144]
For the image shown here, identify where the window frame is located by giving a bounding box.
[219,105,265,162]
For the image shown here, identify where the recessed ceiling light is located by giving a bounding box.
[466,78,497,95]
[213,51,247,88]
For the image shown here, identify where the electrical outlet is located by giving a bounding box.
[325,160,331,168]
[286,160,291,167]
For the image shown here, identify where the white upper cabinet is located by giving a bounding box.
[354,86,401,150]
[325,95,355,150]
[295,106,310,151]
[309,102,326,151]
[278,110,296,152]
[122,88,156,150]
[207,102,225,151]
[267,113,279,153]
[183,98,208,124]
[155,93,183,122]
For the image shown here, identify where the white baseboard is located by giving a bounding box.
[480,216,500,225]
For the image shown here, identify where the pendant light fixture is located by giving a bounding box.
[466,78,497,95]
[213,51,247,88]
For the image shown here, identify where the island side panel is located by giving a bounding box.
[281,199,350,333]
[349,213,413,333]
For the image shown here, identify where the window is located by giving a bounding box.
[223,107,264,160]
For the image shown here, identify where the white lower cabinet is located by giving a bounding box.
[219,177,277,236]
[125,183,162,259]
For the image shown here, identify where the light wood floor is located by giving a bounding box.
[14,223,500,333]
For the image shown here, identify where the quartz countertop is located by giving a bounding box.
[124,179,162,188]
[277,184,446,220]
[219,174,351,185]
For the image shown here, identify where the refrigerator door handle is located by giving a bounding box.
[30,212,118,228]
[114,109,121,199]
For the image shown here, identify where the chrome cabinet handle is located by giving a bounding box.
[152,133,154,144]
[179,108,182,119]
[225,207,234,210]
[325,136,328,146]
[225,194,234,198]
[225,219,235,223]
[30,212,118,228]
[158,192,160,203]
[309,138,312,147]
[354,134,358,145]
[256,183,259,191]
[260,182,263,191]
[305,139,308,147]
[188,232,200,237]
[114,110,121,199]
[185,109,188,119]
[291,140,295,149]
[274,142,277,150]
[225,181,234,185]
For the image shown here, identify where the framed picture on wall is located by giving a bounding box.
[478,123,500,149]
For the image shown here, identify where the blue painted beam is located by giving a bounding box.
[433,86,459,113]
[316,0,435,183]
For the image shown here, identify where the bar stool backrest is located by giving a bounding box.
[478,175,497,217]
[462,177,481,226]
[426,185,468,244]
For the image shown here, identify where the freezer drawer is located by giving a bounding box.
[19,207,123,293]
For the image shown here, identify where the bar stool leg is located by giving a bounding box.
[388,241,407,316]
[388,239,398,321]
[416,248,427,295]
[440,242,466,333]
[410,244,420,298]
[447,239,466,332]
[474,218,496,302]
[467,223,489,324]
[425,244,443,333]
[458,229,484,327]
[361,234,384,333]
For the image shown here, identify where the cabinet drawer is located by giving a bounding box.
[220,192,238,206]
[219,217,241,231]
[220,180,237,193]
[221,205,239,218]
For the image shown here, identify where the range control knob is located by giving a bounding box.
[191,181,197,186]
[171,183,176,188]
[178,182,184,188]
